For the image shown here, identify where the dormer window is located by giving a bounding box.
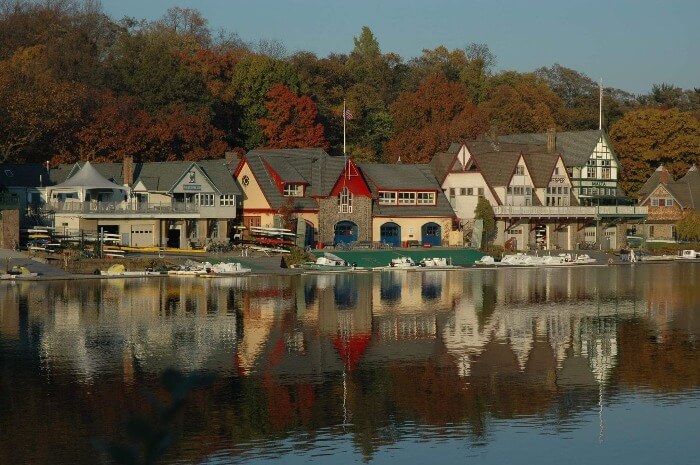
[379,191,396,205]
[283,183,304,197]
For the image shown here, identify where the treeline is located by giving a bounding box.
[1,0,699,193]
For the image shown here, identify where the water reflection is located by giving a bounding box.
[1,264,699,465]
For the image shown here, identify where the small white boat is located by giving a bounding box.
[200,262,252,276]
[390,256,417,268]
[677,249,700,260]
[301,253,356,272]
[1,266,39,279]
[495,253,530,266]
[474,255,495,266]
[573,254,597,264]
[168,261,212,276]
[417,257,460,269]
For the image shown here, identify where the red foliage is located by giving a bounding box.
[384,73,488,163]
[259,83,328,150]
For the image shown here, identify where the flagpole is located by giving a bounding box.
[599,79,603,130]
[343,99,348,180]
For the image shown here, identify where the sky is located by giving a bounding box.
[101,0,700,95]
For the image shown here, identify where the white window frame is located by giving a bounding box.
[378,191,397,205]
[283,183,304,197]
[220,194,235,206]
[398,192,416,205]
[338,187,353,213]
[197,194,214,206]
[416,192,435,205]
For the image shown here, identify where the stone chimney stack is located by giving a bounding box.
[547,128,557,153]
[658,165,670,184]
[123,155,134,186]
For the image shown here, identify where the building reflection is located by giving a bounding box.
[1,263,699,464]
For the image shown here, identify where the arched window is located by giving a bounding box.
[338,187,353,213]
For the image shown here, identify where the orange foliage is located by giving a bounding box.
[384,73,488,163]
[259,84,328,150]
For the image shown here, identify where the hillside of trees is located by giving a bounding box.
[1,0,699,194]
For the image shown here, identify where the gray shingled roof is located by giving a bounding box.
[0,164,49,188]
[522,152,560,188]
[637,165,673,199]
[243,148,340,210]
[197,159,242,195]
[470,151,522,187]
[497,130,604,167]
[668,166,700,209]
[428,152,457,183]
[360,163,455,217]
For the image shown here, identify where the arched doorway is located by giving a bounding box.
[421,222,442,246]
[334,221,358,245]
[380,222,401,247]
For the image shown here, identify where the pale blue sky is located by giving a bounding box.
[101,0,699,95]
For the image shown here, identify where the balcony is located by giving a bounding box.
[45,200,200,217]
[494,205,647,219]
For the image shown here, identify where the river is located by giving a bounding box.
[1,263,699,464]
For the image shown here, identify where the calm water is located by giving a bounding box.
[1,264,699,465]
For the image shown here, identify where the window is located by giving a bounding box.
[649,225,655,238]
[553,167,559,175]
[602,167,611,179]
[667,199,674,207]
[449,188,455,197]
[651,198,659,207]
[507,186,513,195]
[338,187,352,213]
[466,188,473,196]
[587,166,596,178]
[398,192,416,205]
[198,194,214,206]
[460,188,467,196]
[478,188,484,196]
[416,192,435,205]
[283,183,303,197]
[379,191,396,205]
[210,220,219,238]
[188,220,198,238]
[189,172,196,183]
[220,194,235,206]
[507,228,522,235]
[515,165,524,175]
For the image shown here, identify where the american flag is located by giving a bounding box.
[343,108,353,120]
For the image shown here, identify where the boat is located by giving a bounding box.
[99,264,168,277]
[495,253,530,266]
[573,254,597,264]
[417,257,460,269]
[1,265,39,280]
[474,255,496,266]
[300,253,357,272]
[199,262,252,277]
[677,249,700,260]
[168,261,212,276]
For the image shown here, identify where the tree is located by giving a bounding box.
[675,212,700,242]
[229,54,302,149]
[609,107,700,194]
[474,196,495,247]
[479,72,564,134]
[0,45,86,163]
[259,84,328,150]
[384,73,488,164]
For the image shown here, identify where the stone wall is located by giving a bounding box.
[0,209,20,249]
[317,197,372,244]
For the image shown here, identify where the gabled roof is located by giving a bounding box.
[428,152,456,184]
[360,163,455,217]
[497,129,604,167]
[0,164,48,188]
[470,151,522,187]
[668,165,700,210]
[243,148,341,210]
[637,165,674,199]
[522,152,560,188]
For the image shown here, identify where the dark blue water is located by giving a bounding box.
[1,263,699,464]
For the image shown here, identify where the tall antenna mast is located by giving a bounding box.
[599,78,603,130]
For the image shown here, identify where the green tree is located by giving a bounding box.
[474,196,496,247]
[609,107,700,194]
[675,212,700,242]
[229,54,302,149]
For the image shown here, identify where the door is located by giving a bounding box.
[380,222,401,247]
[131,225,154,248]
[334,221,358,245]
[421,222,441,246]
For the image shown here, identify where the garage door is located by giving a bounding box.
[131,225,154,247]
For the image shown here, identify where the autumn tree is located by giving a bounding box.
[230,54,302,149]
[479,72,564,134]
[675,212,700,242]
[609,107,700,194]
[0,45,86,163]
[384,73,488,164]
[259,84,328,150]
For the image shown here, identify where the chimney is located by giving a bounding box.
[658,165,670,184]
[547,128,556,153]
[123,155,134,186]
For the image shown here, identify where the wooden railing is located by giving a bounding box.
[494,205,647,218]
[46,201,199,214]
